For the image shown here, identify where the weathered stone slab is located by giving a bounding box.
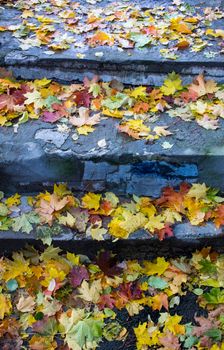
[1,117,224,195]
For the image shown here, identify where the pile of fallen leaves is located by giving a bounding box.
[1,0,224,59]
[0,182,224,243]
[0,70,224,140]
[0,245,224,349]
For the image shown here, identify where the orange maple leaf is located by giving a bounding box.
[188,75,218,97]
[36,194,70,225]
[88,31,114,47]
[150,293,168,311]
[214,204,224,228]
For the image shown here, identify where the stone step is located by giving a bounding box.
[1,117,224,195]
[0,222,223,259]
[0,0,223,84]
[0,185,224,258]
[0,224,224,259]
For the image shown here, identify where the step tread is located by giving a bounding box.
[1,117,224,163]
[0,0,223,83]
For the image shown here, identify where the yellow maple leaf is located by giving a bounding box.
[77,125,95,135]
[34,78,51,88]
[66,252,80,266]
[130,86,147,99]
[82,192,101,210]
[144,257,169,276]
[5,193,21,207]
[0,294,12,319]
[53,183,72,197]
[87,226,107,240]
[144,214,165,233]
[164,314,185,335]
[162,208,182,224]
[134,322,161,350]
[161,72,183,95]
[0,115,7,126]
[102,108,124,118]
[108,209,147,239]
[184,197,205,225]
[186,183,208,200]
[3,252,31,282]
[78,280,102,303]
[170,17,192,34]
[58,212,76,228]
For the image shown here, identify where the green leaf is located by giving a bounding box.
[193,288,204,296]
[73,318,104,348]
[0,217,12,231]
[36,225,61,246]
[199,259,217,274]
[184,335,198,348]
[130,33,151,48]
[204,288,224,304]
[205,328,222,341]
[0,203,9,216]
[89,83,101,98]
[6,279,18,292]
[148,276,168,290]
[18,111,29,124]
[44,95,61,109]
[103,321,123,341]
[12,212,40,234]
[102,93,132,110]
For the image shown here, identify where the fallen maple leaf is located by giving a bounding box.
[70,107,101,127]
[70,266,89,288]
[150,293,169,311]
[0,294,12,320]
[197,116,219,130]
[189,75,218,97]
[16,295,36,312]
[36,194,70,225]
[88,31,114,47]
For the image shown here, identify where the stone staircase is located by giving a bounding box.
[0,0,224,258]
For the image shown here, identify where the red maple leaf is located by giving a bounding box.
[156,224,174,241]
[97,294,116,310]
[96,251,123,277]
[156,183,190,213]
[100,200,113,215]
[0,94,17,111]
[74,90,92,107]
[42,111,62,123]
[180,89,198,102]
[70,266,89,288]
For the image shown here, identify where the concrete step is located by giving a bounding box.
[0,0,223,84]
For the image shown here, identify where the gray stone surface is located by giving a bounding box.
[0,0,223,84]
[1,116,224,195]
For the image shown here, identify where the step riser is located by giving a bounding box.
[1,158,224,196]
[1,237,224,259]
[2,61,224,86]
